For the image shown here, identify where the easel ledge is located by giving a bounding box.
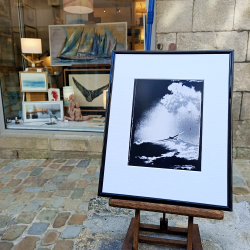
[109,199,224,250]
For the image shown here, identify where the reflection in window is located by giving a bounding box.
[0,0,147,132]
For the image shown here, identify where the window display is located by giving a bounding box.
[0,0,148,133]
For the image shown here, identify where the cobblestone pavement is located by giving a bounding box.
[0,158,249,250]
[0,158,100,250]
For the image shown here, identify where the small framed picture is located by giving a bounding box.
[98,51,234,211]
[22,101,64,123]
[48,88,60,101]
[24,25,37,38]
[20,72,48,92]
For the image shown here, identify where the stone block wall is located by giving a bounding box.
[0,134,103,159]
[156,0,250,159]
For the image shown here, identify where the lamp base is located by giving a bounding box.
[22,54,44,68]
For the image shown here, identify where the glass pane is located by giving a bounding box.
[0,0,23,123]
[0,0,147,132]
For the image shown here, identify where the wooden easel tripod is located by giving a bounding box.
[109,199,224,250]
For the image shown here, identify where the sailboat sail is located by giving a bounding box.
[77,32,88,52]
[60,27,83,56]
[57,25,122,61]
[109,40,117,57]
[98,35,105,56]
[91,33,98,56]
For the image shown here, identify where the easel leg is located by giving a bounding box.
[187,216,193,250]
[133,209,140,250]
[160,212,168,230]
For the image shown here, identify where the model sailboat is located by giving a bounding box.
[57,27,117,61]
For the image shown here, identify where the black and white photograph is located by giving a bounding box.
[99,51,233,211]
[128,79,204,171]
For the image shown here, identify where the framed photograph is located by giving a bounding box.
[0,17,12,36]
[22,101,64,123]
[24,25,37,38]
[23,5,36,27]
[64,69,110,110]
[19,72,48,92]
[49,22,127,66]
[48,88,60,101]
[0,0,10,18]
[98,51,234,211]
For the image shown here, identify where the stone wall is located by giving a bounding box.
[156,0,250,159]
[0,133,103,159]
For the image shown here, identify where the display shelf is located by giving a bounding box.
[6,120,104,132]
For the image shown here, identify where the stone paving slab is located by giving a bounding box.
[0,158,248,250]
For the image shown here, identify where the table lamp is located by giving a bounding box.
[63,0,93,14]
[21,38,43,68]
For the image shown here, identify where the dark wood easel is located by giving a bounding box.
[109,199,224,250]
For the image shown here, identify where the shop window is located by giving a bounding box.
[0,0,148,133]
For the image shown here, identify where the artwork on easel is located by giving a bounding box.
[98,51,233,211]
[128,79,203,172]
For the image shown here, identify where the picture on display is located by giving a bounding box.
[20,72,48,92]
[49,22,127,66]
[22,101,64,123]
[65,69,110,110]
[128,79,204,172]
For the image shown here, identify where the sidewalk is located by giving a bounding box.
[0,158,249,249]
[0,158,100,250]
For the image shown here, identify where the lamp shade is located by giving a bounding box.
[21,38,42,54]
[63,0,93,14]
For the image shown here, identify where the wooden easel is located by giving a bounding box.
[109,199,224,250]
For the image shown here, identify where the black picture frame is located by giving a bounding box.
[64,69,110,111]
[98,50,234,211]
